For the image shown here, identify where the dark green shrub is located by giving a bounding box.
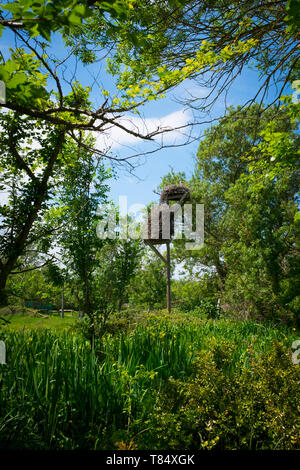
[186,300,221,319]
[173,281,220,318]
[140,340,300,450]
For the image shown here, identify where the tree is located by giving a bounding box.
[0,0,190,304]
[54,135,111,317]
[0,114,65,304]
[5,265,76,311]
[222,167,300,322]
[0,0,187,139]
[112,238,144,312]
[82,237,143,339]
[44,263,68,317]
[54,138,143,329]
[220,97,300,321]
[129,252,167,311]
[160,102,299,321]
[76,0,299,121]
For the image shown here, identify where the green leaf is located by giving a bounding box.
[3,60,18,74]
[285,0,300,32]
[6,71,28,89]
[0,65,10,82]
[0,3,22,16]
[35,21,51,41]
[68,5,87,26]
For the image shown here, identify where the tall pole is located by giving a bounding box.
[61,282,64,319]
[166,241,171,313]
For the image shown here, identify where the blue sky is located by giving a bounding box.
[0,25,289,211]
[0,19,293,279]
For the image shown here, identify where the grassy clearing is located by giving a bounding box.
[0,312,77,332]
[0,311,299,450]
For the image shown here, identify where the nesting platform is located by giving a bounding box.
[159,184,190,204]
[143,184,190,245]
[142,183,191,313]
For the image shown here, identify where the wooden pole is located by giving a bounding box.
[166,241,171,313]
[61,282,64,319]
[145,241,167,265]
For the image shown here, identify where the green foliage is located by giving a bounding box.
[0,112,66,303]
[6,269,60,306]
[142,341,300,450]
[0,50,50,108]
[0,1,93,41]
[0,313,298,449]
[285,0,300,33]
[223,168,300,323]
[220,99,300,322]
[76,0,298,110]
[109,238,144,311]
[69,236,143,342]
[6,266,79,311]
[128,253,167,311]
[75,308,143,337]
[44,264,64,287]
[53,136,112,319]
[1,0,190,141]
[246,96,300,183]
[0,2,93,117]
[162,103,299,323]
[173,279,219,317]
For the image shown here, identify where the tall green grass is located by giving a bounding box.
[0,314,297,449]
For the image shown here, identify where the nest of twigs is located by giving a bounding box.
[159,184,190,204]
[143,184,190,245]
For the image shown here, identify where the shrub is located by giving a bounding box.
[140,340,300,450]
[173,281,220,318]
[0,315,298,450]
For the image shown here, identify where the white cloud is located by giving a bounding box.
[94,109,192,150]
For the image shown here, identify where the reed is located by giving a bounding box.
[0,315,297,449]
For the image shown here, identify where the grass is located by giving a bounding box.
[0,312,77,332]
[0,309,299,450]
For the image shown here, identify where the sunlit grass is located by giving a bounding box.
[1,313,76,332]
[0,311,298,449]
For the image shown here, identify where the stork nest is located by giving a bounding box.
[159,184,190,204]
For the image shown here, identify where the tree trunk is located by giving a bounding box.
[214,256,227,289]
[0,129,65,301]
[0,271,8,306]
[118,296,123,312]
[0,260,17,305]
[84,267,90,317]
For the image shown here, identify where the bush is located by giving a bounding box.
[139,340,300,450]
[74,308,146,342]
[173,280,220,318]
[185,300,221,319]
[0,315,298,450]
